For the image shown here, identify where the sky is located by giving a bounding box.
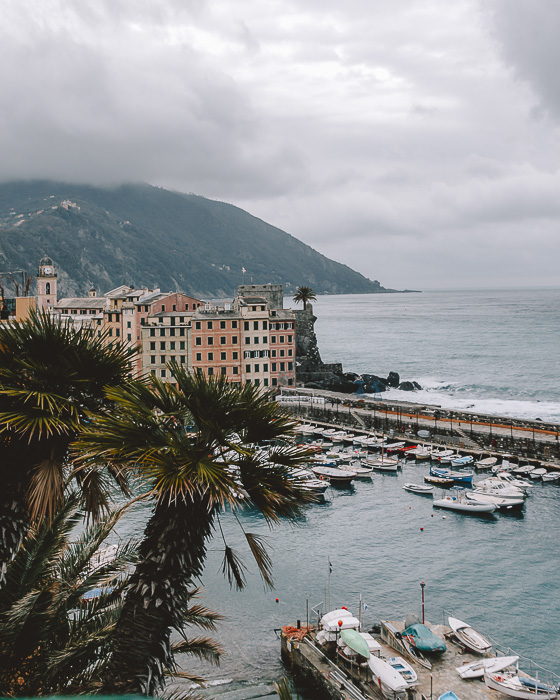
[2,0,560,290]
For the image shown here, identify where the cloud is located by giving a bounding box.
[0,0,559,288]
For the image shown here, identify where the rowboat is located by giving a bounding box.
[451,455,474,467]
[430,467,474,485]
[311,466,356,485]
[530,467,548,480]
[448,616,492,653]
[339,628,370,658]
[484,671,558,699]
[425,475,455,486]
[368,654,409,694]
[476,455,498,470]
[414,446,433,460]
[432,448,454,461]
[455,655,519,679]
[364,456,400,470]
[387,656,418,685]
[542,472,560,482]
[403,482,434,494]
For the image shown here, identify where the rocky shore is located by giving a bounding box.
[295,305,421,394]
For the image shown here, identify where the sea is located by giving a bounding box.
[120,288,560,698]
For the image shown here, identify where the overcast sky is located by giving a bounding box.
[2,0,560,289]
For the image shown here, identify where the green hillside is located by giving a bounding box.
[0,180,392,298]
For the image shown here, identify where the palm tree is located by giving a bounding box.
[0,310,138,579]
[292,286,317,310]
[74,365,316,695]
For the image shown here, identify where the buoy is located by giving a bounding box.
[341,606,347,610]
[420,527,424,531]
[275,598,279,603]
[443,516,446,519]
[431,514,434,517]
[338,620,343,627]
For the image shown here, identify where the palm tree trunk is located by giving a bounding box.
[102,494,216,695]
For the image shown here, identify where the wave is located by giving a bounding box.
[378,382,560,423]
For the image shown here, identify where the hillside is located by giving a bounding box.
[0,180,394,298]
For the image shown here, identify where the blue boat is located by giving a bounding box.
[403,623,446,654]
[438,693,460,700]
[430,467,473,485]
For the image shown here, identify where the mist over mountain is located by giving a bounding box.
[0,181,394,298]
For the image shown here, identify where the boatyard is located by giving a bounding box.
[281,613,560,699]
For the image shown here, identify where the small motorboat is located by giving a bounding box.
[448,616,492,654]
[512,464,535,476]
[474,480,525,499]
[403,623,446,653]
[484,671,558,699]
[438,693,460,700]
[456,655,519,679]
[385,441,406,452]
[364,456,400,470]
[311,466,356,485]
[289,468,330,494]
[476,455,498,470]
[467,491,525,511]
[430,467,474,485]
[403,482,434,494]
[542,472,560,482]
[387,656,418,686]
[368,654,409,695]
[433,493,496,514]
[530,467,548,480]
[330,431,348,443]
[492,472,533,492]
[425,475,454,487]
[432,448,455,461]
[414,446,433,460]
[451,455,474,467]
[351,463,374,478]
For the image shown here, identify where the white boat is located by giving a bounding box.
[542,472,560,482]
[414,446,432,460]
[473,480,525,499]
[433,494,496,514]
[366,436,386,448]
[311,466,356,484]
[385,441,406,452]
[513,464,535,476]
[312,426,326,435]
[439,452,458,464]
[289,468,330,494]
[467,491,525,511]
[451,455,474,467]
[492,472,533,493]
[330,430,348,443]
[403,482,434,494]
[299,424,316,435]
[448,616,492,654]
[476,455,498,470]
[530,467,548,480]
[456,655,519,679]
[484,671,558,699]
[342,433,356,443]
[368,654,409,695]
[432,448,454,461]
[387,656,418,685]
[365,457,399,471]
[349,462,374,477]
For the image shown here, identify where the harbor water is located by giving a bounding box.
[123,288,560,697]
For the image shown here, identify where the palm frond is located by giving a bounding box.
[171,636,222,664]
[244,532,274,588]
[221,545,247,591]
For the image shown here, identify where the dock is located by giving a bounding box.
[281,619,559,699]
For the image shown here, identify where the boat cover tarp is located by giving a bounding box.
[404,623,447,653]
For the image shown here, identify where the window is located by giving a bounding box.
[140,318,145,326]
[220,336,226,345]
[244,351,251,359]
[233,366,238,375]
[245,337,250,345]
[263,321,268,330]
[264,378,269,387]
[180,341,185,350]
[172,305,176,311]
[244,321,249,331]
[150,328,156,337]
[127,321,131,328]
[196,353,202,361]
[161,356,166,364]
[220,320,226,329]
[280,336,285,343]
[288,378,293,386]
[161,306,165,313]
[195,321,201,330]
[246,364,251,373]
[207,321,213,330]
[195,337,202,345]
[169,328,175,337]
[116,329,120,337]
[232,321,238,328]
[179,328,185,336]
[255,364,260,372]
[180,317,184,323]
[271,362,277,371]
[288,362,293,371]
[127,333,132,341]
[160,328,165,337]
[221,351,227,360]
[171,317,176,326]
[185,304,189,310]
[280,349,285,357]
[208,352,214,361]
[263,363,268,372]
[150,342,155,350]
[108,328,113,337]
[253,321,259,330]
[272,378,277,386]
[161,369,166,378]
[288,335,293,343]
[207,337,213,345]
[208,367,214,376]
[280,362,285,371]
[254,337,259,344]
[232,336,238,344]
[232,351,238,360]
[160,342,166,350]
[251,306,256,312]
[271,336,276,343]
[254,378,260,386]
[180,355,186,364]
[150,356,156,364]
[221,367,227,375]
[170,342,176,350]
[288,349,293,356]
[262,337,267,343]
[271,350,277,358]
[109,314,113,323]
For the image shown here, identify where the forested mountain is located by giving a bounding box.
[0,180,393,298]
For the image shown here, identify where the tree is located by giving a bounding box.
[0,310,138,579]
[74,365,316,695]
[292,286,317,310]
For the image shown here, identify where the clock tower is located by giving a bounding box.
[37,255,58,309]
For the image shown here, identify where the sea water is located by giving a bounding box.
[122,289,560,697]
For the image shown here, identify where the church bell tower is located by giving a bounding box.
[37,255,58,310]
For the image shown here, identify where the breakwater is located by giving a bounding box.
[278,387,560,464]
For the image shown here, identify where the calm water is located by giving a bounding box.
[122,289,560,697]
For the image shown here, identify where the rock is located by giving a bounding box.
[412,381,422,390]
[386,371,400,388]
[303,382,323,389]
[398,381,417,391]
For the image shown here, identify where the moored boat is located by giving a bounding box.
[466,491,525,511]
[387,656,418,686]
[433,494,496,514]
[430,467,474,484]
[455,655,519,679]
[484,671,558,699]
[542,471,560,482]
[451,455,474,467]
[473,480,525,499]
[432,448,454,461]
[403,482,434,494]
[476,455,498,470]
[530,467,548,480]
[311,466,356,485]
[425,475,455,486]
[448,616,492,653]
